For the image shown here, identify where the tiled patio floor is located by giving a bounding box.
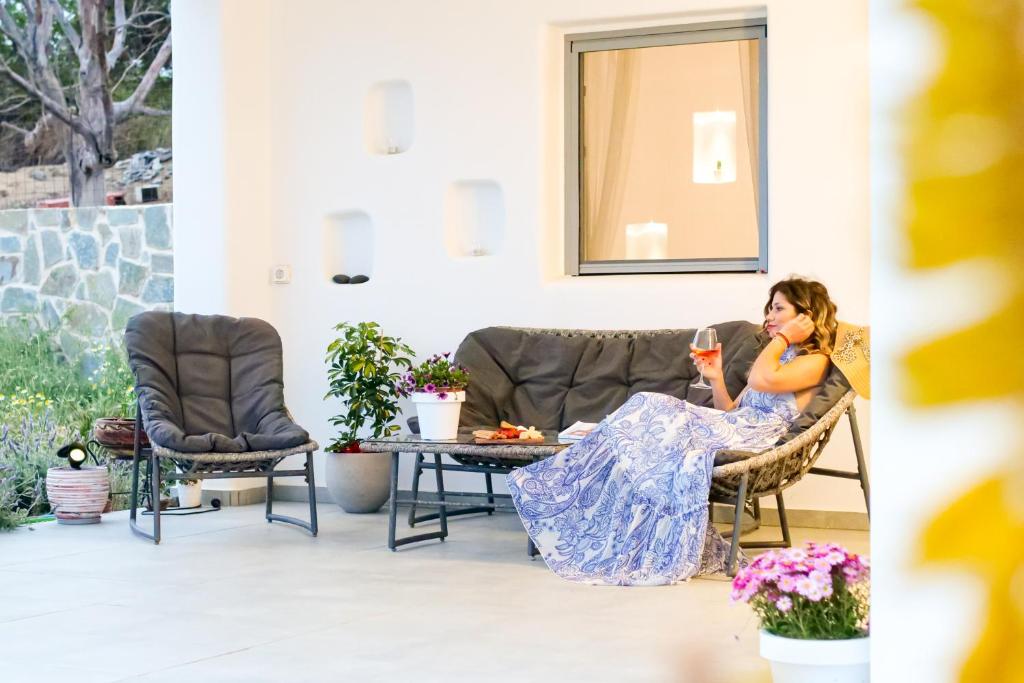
[0,502,868,682]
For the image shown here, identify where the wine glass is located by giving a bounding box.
[692,327,718,389]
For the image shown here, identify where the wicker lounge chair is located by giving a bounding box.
[712,390,868,575]
[405,325,869,570]
[124,312,319,544]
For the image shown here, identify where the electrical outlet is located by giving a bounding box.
[270,265,292,284]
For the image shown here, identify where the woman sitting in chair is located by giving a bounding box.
[507,277,839,585]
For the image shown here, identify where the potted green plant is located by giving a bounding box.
[175,474,202,509]
[731,542,870,683]
[324,322,413,512]
[91,345,148,451]
[396,353,470,440]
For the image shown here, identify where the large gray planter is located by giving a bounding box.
[324,450,391,513]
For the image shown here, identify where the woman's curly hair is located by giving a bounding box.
[762,277,839,355]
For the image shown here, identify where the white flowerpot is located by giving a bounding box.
[175,481,203,509]
[411,390,465,440]
[760,631,869,683]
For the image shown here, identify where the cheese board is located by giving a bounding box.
[472,423,545,444]
[472,435,546,445]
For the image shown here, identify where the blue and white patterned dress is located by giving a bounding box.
[507,346,802,586]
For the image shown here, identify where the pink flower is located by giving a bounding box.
[812,557,833,573]
[795,576,823,601]
[825,550,846,565]
[810,570,834,598]
[777,574,798,593]
[775,596,793,612]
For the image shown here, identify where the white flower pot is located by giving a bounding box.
[175,481,203,509]
[411,390,465,440]
[760,631,869,683]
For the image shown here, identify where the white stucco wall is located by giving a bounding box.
[171,0,870,512]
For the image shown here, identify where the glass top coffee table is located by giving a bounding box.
[359,433,570,552]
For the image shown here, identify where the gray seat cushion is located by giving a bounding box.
[124,312,309,453]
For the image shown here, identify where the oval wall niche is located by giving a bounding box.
[444,180,505,258]
[364,80,414,155]
[323,211,374,285]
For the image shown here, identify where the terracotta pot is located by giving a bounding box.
[93,417,149,449]
[46,466,110,524]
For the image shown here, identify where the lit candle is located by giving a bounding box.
[625,221,668,260]
[693,111,737,184]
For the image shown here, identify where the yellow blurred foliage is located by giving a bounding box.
[908,0,1024,680]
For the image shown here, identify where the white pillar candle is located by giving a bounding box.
[693,111,737,184]
[625,221,668,260]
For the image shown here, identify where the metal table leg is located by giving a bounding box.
[388,450,446,551]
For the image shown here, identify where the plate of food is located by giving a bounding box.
[472,421,545,444]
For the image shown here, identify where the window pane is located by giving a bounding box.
[580,39,760,263]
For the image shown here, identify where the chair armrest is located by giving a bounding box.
[713,449,762,466]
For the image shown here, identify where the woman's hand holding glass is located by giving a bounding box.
[689,342,723,382]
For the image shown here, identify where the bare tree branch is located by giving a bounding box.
[0,119,30,135]
[0,52,91,140]
[126,17,168,31]
[134,105,169,116]
[109,34,161,96]
[106,0,128,70]
[125,12,169,30]
[114,28,171,121]
[0,4,29,58]
[0,94,31,113]
[47,0,81,56]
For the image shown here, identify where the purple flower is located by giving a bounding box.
[443,351,450,358]
[424,383,437,393]
[775,596,793,612]
[437,391,448,400]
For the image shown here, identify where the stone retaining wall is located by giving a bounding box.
[0,205,173,356]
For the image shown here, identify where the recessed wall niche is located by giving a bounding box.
[323,211,374,284]
[444,180,505,258]
[364,80,414,155]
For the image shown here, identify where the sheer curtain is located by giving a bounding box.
[583,50,639,260]
[738,40,759,215]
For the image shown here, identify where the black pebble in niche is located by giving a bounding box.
[349,274,370,284]
[331,274,350,284]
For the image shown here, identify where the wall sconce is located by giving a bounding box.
[693,111,737,184]
[625,221,668,260]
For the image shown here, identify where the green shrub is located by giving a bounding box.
[0,321,137,528]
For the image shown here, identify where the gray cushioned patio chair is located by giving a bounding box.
[124,312,318,544]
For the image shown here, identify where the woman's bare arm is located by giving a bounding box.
[709,380,747,411]
[748,336,830,393]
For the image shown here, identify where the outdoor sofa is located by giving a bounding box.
[407,322,868,574]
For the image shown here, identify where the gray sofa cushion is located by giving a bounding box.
[124,312,309,453]
[444,324,851,450]
[454,322,762,432]
[778,362,852,444]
